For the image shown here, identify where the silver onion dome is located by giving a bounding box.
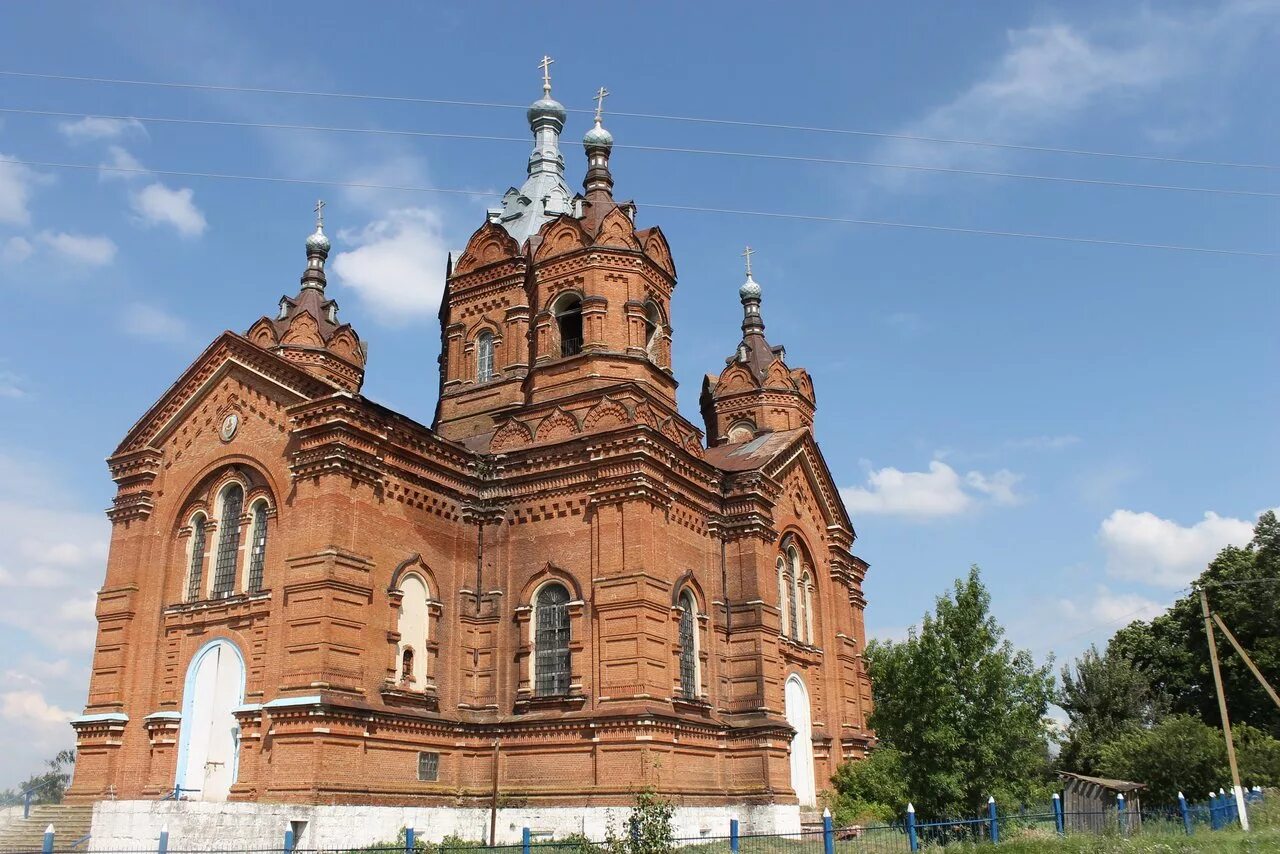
[583,120,614,150]
[306,225,331,254]
[527,97,567,127]
[739,275,761,301]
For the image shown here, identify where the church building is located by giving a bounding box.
[67,64,874,841]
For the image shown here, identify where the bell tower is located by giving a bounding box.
[434,63,681,444]
[700,249,816,446]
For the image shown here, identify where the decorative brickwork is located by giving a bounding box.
[66,83,874,812]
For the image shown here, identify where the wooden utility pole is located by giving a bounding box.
[1200,589,1250,831]
[1211,613,1280,712]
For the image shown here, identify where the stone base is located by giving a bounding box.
[89,800,802,849]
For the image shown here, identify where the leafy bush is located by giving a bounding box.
[829,747,908,824]
[603,790,675,854]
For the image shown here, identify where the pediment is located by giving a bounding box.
[534,216,590,261]
[246,317,279,349]
[594,208,641,250]
[453,222,521,276]
[764,360,795,390]
[717,364,758,394]
[638,226,675,277]
[763,433,853,533]
[280,311,325,347]
[114,332,337,457]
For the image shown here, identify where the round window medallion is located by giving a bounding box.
[219,412,240,442]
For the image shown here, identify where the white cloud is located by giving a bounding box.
[1059,585,1166,626]
[37,231,117,266]
[99,145,148,181]
[0,690,75,729]
[331,207,451,323]
[0,368,23,399]
[871,4,1278,191]
[3,236,33,263]
[121,303,190,344]
[1099,509,1257,588]
[58,116,146,142]
[841,459,1023,519]
[130,182,207,237]
[0,155,44,226]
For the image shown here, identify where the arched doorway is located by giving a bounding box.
[785,673,817,806]
[176,639,245,801]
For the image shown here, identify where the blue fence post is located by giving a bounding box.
[906,804,918,853]
[23,790,32,820]
[987,796,998,844]
[822,808,834,854]
[729,818,739,854]
[405,827,415,853]
[159,823,170,854]
[1208,792,1219,831]
[42,824,54,854]
[1116,793,1126,835]
[522,827,530,854]
[284,825,295,854]
[1051,793,1063,836]
[1178,792,1191,836]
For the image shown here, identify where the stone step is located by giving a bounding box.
[0,804,93,854]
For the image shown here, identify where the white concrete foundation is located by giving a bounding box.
[90,800,801,850]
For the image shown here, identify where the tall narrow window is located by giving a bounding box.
[644,302,663,357]
[476,331,495,382]
[211,484,243,597]
[534,583,571,696]
[247,501,268,593]
[186,514,207,602]
[556,295,583,357]
[786,568,798,639]
[777,557,790,636]
[678,590,698,699]
[800,571,815,644]
[788,545,803,643]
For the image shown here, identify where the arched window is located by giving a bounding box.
[396,573,430,689]
[800,571,815,644]
[787,544,803,643]
[534,583,571,696]
[727,421,756,444]
[476,331,495,383]
[555,295,583,357]
[246,500,269,593]
[644,302,663,356]
[211,484,243,598]
[777,557,790,637]
[400,648,415,685]
[186,513,207,602]
[677,589,698,699]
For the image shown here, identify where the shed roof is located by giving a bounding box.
[1057,771,1146,792]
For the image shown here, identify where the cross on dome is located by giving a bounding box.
[314,199,325,229]
[539,55,555,96]
[741,245,755,278]
[594,86,610,122]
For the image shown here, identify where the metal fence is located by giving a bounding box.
[14,787,1269,854]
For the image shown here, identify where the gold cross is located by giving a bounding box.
[742,245,754,278]
[538,55,555,95]
[314,199,325,228]
[594,86,610,123]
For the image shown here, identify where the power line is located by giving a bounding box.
[2,69,1277,172]
[5,106,1278,200]
[3,155,1277,259]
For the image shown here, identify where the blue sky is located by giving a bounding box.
[0,2,1277,786]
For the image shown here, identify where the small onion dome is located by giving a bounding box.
[583,119,613,151]
[739,274,761,301]
[306,225,331,254]
[527,97,567,127]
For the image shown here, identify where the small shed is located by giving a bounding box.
[1058,771,1145,833]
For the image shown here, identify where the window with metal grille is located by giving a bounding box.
[534,583,571,696]
[186,515,207,602]
[211,484,243,597]
[476,331,495,382]
[247,502,268,593]
[785,571,798,639]
[777,558,789,636]
[555,295,583,357]
[678,591,697,699]
[417,751,439,782]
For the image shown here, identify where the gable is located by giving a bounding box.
[763,433,855,534]
[114,332,336,456]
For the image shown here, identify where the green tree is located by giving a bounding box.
[857,567,1055,819]
[828,747,908,824]
[1057,644,1163,775]
[1097,715,1226,808]
[1,750,75,805]
[1110,511,1280,737]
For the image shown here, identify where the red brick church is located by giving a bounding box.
[67,67,874,836]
